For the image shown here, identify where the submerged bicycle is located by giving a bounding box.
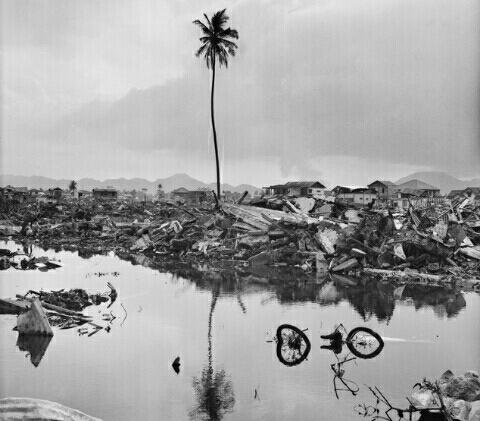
[275,324,312,367]
[321,324,384,359]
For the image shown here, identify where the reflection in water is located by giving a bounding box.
[330,355,359,399]
[18,244,469,324]
[16,334,52,367]
[190,286,235,421]
[118,252,467,323]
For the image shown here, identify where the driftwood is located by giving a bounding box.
[17,295,92,320]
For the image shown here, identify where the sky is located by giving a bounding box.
[1,0,479,188]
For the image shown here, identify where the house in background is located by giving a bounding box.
[171,187,213,205]
[335,187,377,205]
[262,184,289,196]
[391,191,417,209]
[0,186,30,203]
[332,186,352,200]
[29,189,42,199]
[262,181,326,197]
[351,188,377,205]
[367,180,397,200]
[77,190,92,199]
[47,187,64,202]
[285,181,326,196]
[93,187,118,201]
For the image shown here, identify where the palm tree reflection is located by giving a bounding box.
[190,286,235,420]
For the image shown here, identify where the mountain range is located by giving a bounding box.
[394,172,480,194]
[0,173,260,195]
[1,171,479,195]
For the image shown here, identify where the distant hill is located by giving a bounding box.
[395,172,480,194]
[0,173,260,196]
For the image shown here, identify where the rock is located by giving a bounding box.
[440,370,456,385]
[445,375,480,402]
[411,390,440,409]
[468,401,480,421]
[465,372,479,380]
[449,399,471,421]
[0,397,101,420]
[16,299,53,336]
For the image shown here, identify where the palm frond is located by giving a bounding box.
[195,43,208,57]
[193,9,238,69]
[218,28,238,40]
[203,13,213,31]
[199,36,213,44]
[192,19,212,36]
[211,8,228,30]
[218,38,238,50]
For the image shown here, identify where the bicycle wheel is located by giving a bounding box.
[346,327,384,359]
[276,324,311,367]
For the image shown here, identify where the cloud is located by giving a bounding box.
[1,0,479,184]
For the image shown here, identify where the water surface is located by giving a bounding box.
[0,240,478,420]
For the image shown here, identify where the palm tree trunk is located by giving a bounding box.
[207,288,218,373]
[210,55,221,200]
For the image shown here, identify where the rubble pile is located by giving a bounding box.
[0,195,479,287]
[410,370,480,421]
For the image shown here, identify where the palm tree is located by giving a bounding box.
[69,180,77,193]
[193,9,238,201]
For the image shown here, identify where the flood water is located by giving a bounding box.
[1,240,479,420]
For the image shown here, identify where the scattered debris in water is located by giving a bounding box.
[172,356,181,374]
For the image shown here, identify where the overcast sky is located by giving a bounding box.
[1,0,479,187]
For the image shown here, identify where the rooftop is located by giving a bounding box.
[368,180,397,187]
[284,181,326,188]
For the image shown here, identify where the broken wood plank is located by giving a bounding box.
[331,258,359,273]
[363,268,443,281]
